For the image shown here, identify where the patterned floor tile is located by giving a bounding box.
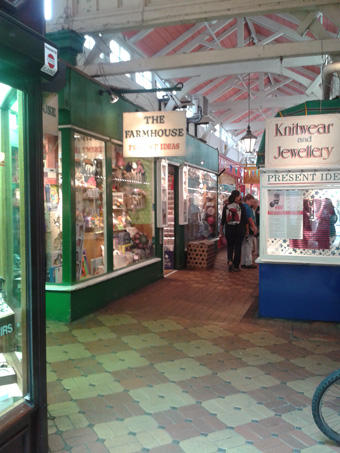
[291,355,340,375]
[61,373,123,399]
[173,339,223,357]
[177,374,238,401]
[47,252,340,453]
[248,383,310,415]
[94,415,172,451]
[188,325,233,339]
[112,365,169,390]
[47,344,91,363]
[231,347,284,366]
[122,333,167,349]
[155,358,211,382]
[129,382,195,413]
[287,376,324,398]
[96,314,138,327]
[198,352,246,372]
[180,428,251,453]
[239,331,288,347]
[141,319,184,333]
[71,327,117,343]
[138,345,187,363]
[202,393,274,427]
[96,350,149,372]
[218,366,280,392]
[258,361,311,383]
[77,393,144,423]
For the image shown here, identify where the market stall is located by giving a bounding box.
[257,101,340,321]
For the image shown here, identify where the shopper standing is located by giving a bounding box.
[240,194,258,268]
[220,190,247,272]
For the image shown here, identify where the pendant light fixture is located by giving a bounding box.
[241,72,257,154]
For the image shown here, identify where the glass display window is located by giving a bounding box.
[112,145,154,270]
[260,169,340,264]
[44,133,62,283]
[74,133,106,280]
[0,83,27,415]
[185,167,218,244]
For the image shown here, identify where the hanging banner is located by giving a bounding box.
[244,166,260,184]
[265,114,340,169]
[123,111,186,157]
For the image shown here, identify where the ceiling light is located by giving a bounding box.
[240,72,256,154]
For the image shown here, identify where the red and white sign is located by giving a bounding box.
[41,43,58,77]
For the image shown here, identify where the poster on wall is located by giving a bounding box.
[265,114,340,169]
[123,111,186,158]
[268,189,303,239]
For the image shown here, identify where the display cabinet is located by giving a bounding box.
[112,145,154,270]
[156,159,168,228]
[185,166,218,244]
[74,133,106,280]
[260,169,340,265]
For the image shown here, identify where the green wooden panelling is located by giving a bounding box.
[257,98,340,167]
[58,68,138,140]
[61,128,76,283]
[46,260,162,322]
[171,135,219,173]
[0,11,46,73]
[46,291,71,321]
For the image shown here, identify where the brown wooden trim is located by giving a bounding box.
[0,402,35,448]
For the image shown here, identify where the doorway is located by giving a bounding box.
[163,165,175,273]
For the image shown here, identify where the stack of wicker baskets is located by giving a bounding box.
[186,240,216,269]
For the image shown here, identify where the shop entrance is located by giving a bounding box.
[163,165,175,273]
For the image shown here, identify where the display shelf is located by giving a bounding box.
[156,159,168,228]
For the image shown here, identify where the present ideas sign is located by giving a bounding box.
[123,111,186,157]
[265,114,340,169]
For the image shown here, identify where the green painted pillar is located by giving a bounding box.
[46,30,84,66]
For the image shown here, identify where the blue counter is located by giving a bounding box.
[259,263,340,321]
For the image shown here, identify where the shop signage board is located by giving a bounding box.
[123,111,186,158]
[264,169,340,185]
[265,114,340,169]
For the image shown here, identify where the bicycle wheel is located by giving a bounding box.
[312,369,340,444]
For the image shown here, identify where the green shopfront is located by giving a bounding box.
[0,4,53,453]
[44,50,219,322]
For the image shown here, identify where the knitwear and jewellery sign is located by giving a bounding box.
[265,114,340,169]
[123,111,186,157]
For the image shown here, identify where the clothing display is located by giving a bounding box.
[290,198,335,250]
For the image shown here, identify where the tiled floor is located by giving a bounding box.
[47,251,340,452]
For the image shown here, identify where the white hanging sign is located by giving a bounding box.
[265,114,340,169]
[123,111,186,157]
[41,43,58,77]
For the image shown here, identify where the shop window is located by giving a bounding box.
[185,167,217,244]
[44,132,62,283]
[74,133,106,280]
[112,145,154,269]
[0,83,26,415]
[265,187,340,260]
